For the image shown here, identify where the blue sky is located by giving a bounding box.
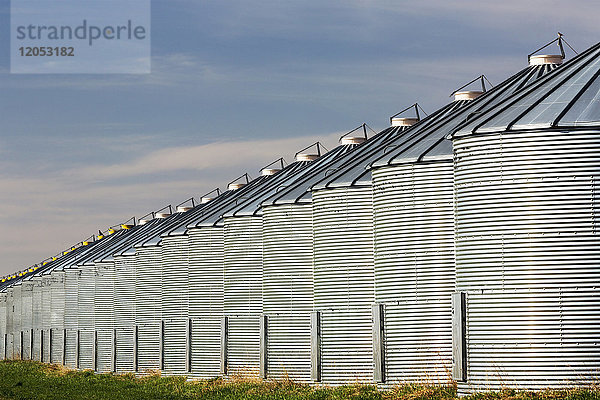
[0,0,597,274]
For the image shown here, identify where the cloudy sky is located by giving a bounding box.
[0,0,597,275]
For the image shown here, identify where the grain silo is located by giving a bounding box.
[31,275,43,361]
[367,49,562,384]
[449,40,600,392]
[0,291,5,359]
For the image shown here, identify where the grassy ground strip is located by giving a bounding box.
[0,361,598,400]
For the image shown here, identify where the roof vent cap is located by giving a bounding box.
[200,197,214,204]
[529,54,563,65]
[341,136,366,145]
[155,212,170,219]
[261,168,280,176]
[228,183,246,190]
[227,174,250,191]
[391,117,419,127]
[295,153,319,162]
[176,206,193,213]
[138,219,151,225]
[454,90,483,101]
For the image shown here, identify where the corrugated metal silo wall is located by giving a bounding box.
[94,261,115,373]
[223,216,263,377]
[42,276,52,362]
[188,227,224,378]
[77,265,95,370]
[135,246,162,374]
[453,130,600,391]
[161,236,190,375]
[6,288,14,359]
[12,285,22,359]
[312,187,375,383]
[372,162,454,383]
[0,292,6,359]
[262,204,313,382]
[64,268,79,368]
[114,255,136,373]
[21,281,34,360]
[50,271,65,364]
[32,277,43,361]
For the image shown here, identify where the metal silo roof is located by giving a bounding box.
[228,142,356,213]
[371,62,562,168]
[454,42,600,136]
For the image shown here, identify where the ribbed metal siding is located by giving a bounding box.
[115,256,136,373]
[188,227,224,378]
[95,261,115,372]
[0,293,6,359]
[262,204,313,381]
[135,247,162,373]
[32,277,43,361]
[50,272,65,364]
[223,216,263,376]
[13,285,22,359]
[161,236,189,375]
[77,265,95,370]
[312,187,374,383]
[453,129,600,391]
[6,288,14,359]
[64,268,79,368]
[42,276,52,363]
[21,282,34,360]
[372,162,454,383]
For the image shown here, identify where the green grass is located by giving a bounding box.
[0,361,597,400]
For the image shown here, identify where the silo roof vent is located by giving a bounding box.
[260,157,285,176]
[295,142,325,162]
[339,123,372,144]
[155,205,172,219]
[529,55,563,65]
[390,103,425,127]
[527,33,572,66]
[228,173,250,190]
[452,75,492,101]
[176,197,195,213]
[199,188,220,204]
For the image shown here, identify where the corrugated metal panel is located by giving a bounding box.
[188,227,224,378]
[262,204,313,381]
[453,129,600,391]
[21,281,34,360]
[94,261,115,372]
[77,265,95,370]
[161,236,189,375]
[320,308,373,383]
[32,277,43,361]
[115,256,136,373]
[135,247,162,373]
[0,293,6,359]
[312,188,374,383]
[64,268,79,368]
[223,216,263,376]
[42,276,52,363]
[12,285,22,359]
[50,271,65,364]
[372,162,454,383]
[6,288,15,360]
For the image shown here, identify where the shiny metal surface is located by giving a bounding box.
[77,265,95,370]
[32,277,43,361]
[0,293,6,359]
[50,271,65,364]
[223,216,263,376]
[64,268,78,368]
[372,162,455,383]
[41,276,52,362]
[312,187,375,383]
[115,255,136,373]
[262,204,314,381]
[188,227,224,378]
[21,281,34,360]
[161,236,189,375]
[94,261,115,372]
[135,246,162,374]
[453,129,600,391]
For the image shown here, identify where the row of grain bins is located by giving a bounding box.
[1,38,599,393]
